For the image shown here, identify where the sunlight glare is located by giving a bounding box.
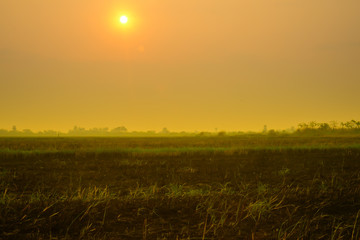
[120,15,128,24]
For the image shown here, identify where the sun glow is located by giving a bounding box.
[120,15,128,24]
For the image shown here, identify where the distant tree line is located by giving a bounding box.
[0,126,196,137]
[295,120,360,136]
[0,120,359,137]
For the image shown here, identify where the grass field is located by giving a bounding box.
[1,136,360,239]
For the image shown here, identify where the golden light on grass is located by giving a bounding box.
[120,15,128,24]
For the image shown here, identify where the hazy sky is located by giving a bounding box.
[1,0,359,132]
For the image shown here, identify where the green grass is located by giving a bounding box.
[1,136,360,239]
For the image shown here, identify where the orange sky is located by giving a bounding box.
[1,0,360,132]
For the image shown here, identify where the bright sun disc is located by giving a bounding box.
[120,16,128,24]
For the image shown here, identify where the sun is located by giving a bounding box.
[120,16,128,24]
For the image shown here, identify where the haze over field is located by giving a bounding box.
[1,0,359,132]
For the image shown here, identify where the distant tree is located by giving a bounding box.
[0,129,8,136]
[350,120,359,129]
[198,131,211,137]
[68,126,86,135]
[318,123,330,131]
[355,121,360,129]
[298,123,308,130]
[89,128,109,135]
[111,126,127,133]
[12,125,17,132]
[22,129,34,135]
[329,121,338,130]
[161,128,170,134]
[217,131,226,136]
[262,125,268,133]
[309,121,318,129]
[343,121,356,129]
[40,130,58,136]
[267,129,277,136]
